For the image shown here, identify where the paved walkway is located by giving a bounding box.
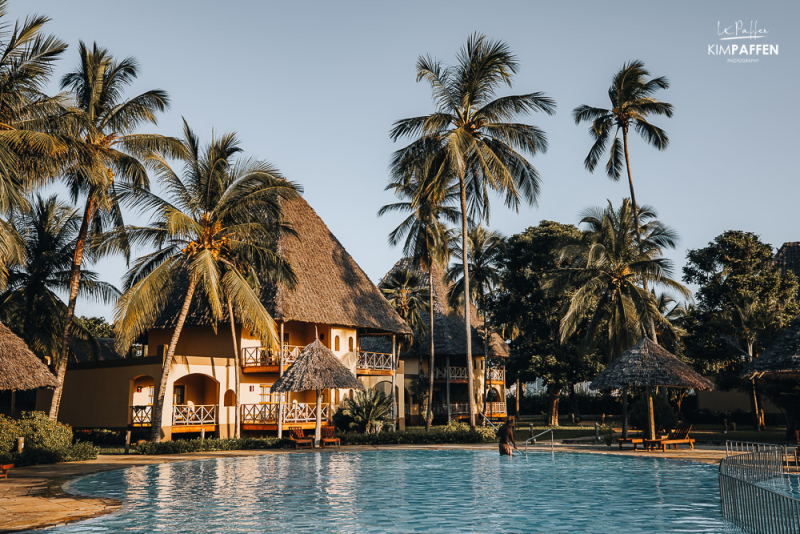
[0,443,727,533]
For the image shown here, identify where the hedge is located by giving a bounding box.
[134,437,289,455]
[0,411,99,466]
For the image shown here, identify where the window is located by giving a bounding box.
[148,386,154,406]
[335,336,340,351]
[348,337,354,351]
[173,385,185,405]
[260,385,284,404]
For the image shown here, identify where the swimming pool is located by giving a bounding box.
[47,450,740,533]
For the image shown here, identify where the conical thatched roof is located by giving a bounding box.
[153,196,410,335]
[361,258,509,358]
[590,337,713,390]
[744,316,800,379]
[0,322,57,390]
[272,338,365,392]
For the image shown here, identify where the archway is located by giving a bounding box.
[172,373,220,426]
[224,389,236,407]
[130,375,155,426]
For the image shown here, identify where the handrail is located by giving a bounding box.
[525,428,555,453]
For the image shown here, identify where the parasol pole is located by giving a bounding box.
[315,387,322,447]
[646,386,656,440]
[622,386,628,439]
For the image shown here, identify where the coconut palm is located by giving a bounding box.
[551,199,689,359]
[341,388,393,434]
[572,60,673,243]
[48,42,184,419]
[110,122,298,441]
[0,194,117,363]
[379,268,430,335]
[446,225,505,416]
[390,33,555,427]
[380,177,457,430]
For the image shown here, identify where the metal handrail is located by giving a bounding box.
[525,429,555,453]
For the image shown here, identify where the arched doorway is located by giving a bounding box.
[172,374,219,428]
[130,375,154,426]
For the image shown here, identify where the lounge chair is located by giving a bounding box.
[288,426,313,449]
[618,426,666,450]
[321,426,340,448]
[0,464,13,479]
[643,423,694,452]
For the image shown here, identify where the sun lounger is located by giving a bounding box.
[321,426,340,448]
[643,423,694,452]
[0,464,13,479]
[288,426,313,449]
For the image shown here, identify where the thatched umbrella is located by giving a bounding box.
[272,337,364,446]
[590,337,713,440]
[743,316,800,380]
[0,322,57,414]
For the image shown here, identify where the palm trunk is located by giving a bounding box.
[315,388,322,447]
[446,354,451,423]
[622,128,657,343]
[482,291,489,421]
[227,299,241,439]
[747,343,760,431]
[458,172,475,428]
[546,385,561,427]
[151,276,198,441]
[426,269,435,431]
[515,378,520,417]
[49,195,95,420]
[645,386,656,440]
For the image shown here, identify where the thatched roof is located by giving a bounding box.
[153,196,410,335]
[272,338,365,392]
[361,259,509,359]
[590,337,713,390]
[0,322,57,390]
[69,337,122,363]
[744,315,800,379]
[775,242,800,280]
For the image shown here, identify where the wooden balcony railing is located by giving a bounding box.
[240,402,330,424]
[357,351,393,371]
[485,402,507,415]
[172,405,217,426]
[433,367,468,380]
[131,405,152,426]
[488,368,505,382]
[241,344,304,368]
[432,403,471,415]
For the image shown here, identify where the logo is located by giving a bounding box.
[708,21,779,64]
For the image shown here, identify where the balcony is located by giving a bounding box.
[131,405,152,426]
[433,367,469,382]
[241,402,331,430]
[488,368,505,383]
[432,403,471,416]
[172,404,217,432]
[485,402,507,417]
[356,351,394,376]
[241,344,304,373]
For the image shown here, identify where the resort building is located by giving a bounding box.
[45,197,411,439]
[363,259,509,425]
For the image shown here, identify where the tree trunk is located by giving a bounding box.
[446,354,451,423]
[150,276,198,441]
[546,386,561,427]
[49,195,95,420]
[457,172,475,428]
[746,344,760,431]
[482,291,489,421]
[569,382,580,420]
[227,300,241,439]
[315,388,322,447]
[646,387,656,440]
[391,334,397,425]
[426,270,435,431]
[621,386,629,439]
[515,378,520,417]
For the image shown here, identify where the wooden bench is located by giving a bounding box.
[0,464,13,479]
[321,426,340,448]
[643,423,694,452]
[288,426,313,449]
[618,437,645,450]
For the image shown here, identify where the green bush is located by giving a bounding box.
[16,411,72,450]
[0,411,99,466]
[629,393,678,432]
[0,415,18,455]
[134,437,289,455]
[337,422,496,446]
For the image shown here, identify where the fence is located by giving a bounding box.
[719,440,800,533]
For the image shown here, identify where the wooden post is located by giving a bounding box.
[646,387,656,440]
[124,430,131,454]
[515,379,520,417]
[391,334,397,424]
[9,390,15,417]
[200,428,206,440]
[622,386,629,439]
[315,388,322,447]
[445,355,451,423]
[277,322,284,439]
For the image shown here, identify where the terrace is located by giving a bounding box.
[240,402,331,431]
[356,351,394,375]
[240,344,303,373]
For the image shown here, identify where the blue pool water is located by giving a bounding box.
[47,450,740,533]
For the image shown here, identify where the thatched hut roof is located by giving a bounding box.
[744,316,800,379]
[775,242,800,280]
[590,337,713,391]
[153,196,410,335]
[272,338,365,392]
[361,259,509,359]
[0,322,57,390]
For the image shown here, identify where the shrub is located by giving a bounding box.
[134,437,289,455]
[629,394,678,432]
[15,411,71,450]
[337,423,496,446]
[598,424,615,446]
[73,428,125,446]
[0,415,19,455]
[0,411,99,466]
[339,388,393,433]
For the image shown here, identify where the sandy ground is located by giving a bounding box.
[0,443,728,533]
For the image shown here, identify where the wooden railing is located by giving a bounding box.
[433,367,468,380]
[432,403,471,415]
[488,368,505,382]
[131,405,152,425]
[240,403,330,424]
[172,405,217,426]
[485,402,506,415]
[357,351,393,370]
[241,344,304,368]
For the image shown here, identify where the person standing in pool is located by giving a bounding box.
[497,416,517,456]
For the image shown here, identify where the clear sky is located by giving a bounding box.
[10,1,799,320]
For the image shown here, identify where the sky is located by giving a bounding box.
[9,1,800,320]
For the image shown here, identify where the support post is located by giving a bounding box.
[445,355,451,423]
[315,388,322,447]
[9,390,15,417]
[125,430,131,454]
[622,386,629,439]
[277,321,284,439]
[515,379,520,417]
[391,334,397,425]
[646,387,656,440]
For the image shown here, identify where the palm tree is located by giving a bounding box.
[48,42,184,420]
[111,122,298,441]
[379,268,430,335]
[553,199,689,358]
[380,177,456,430]
[390,33,555,427]
[446,225,505,416]
[572,60,673,245]
[0,194,117,363]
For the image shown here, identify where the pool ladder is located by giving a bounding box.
[525,428,554,453]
